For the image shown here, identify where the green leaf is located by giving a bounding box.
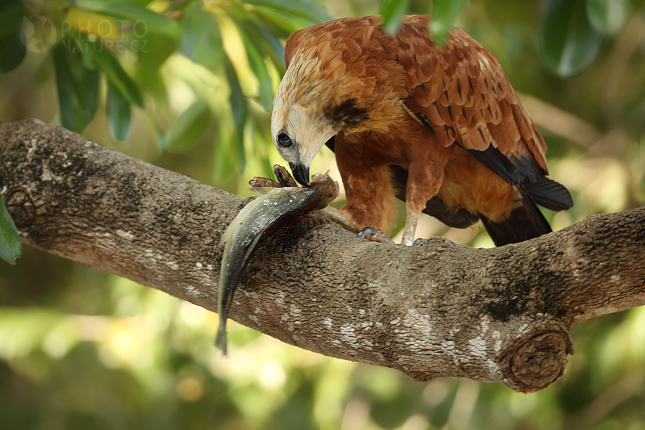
[252,6,313,34]
[238,29,273,111]
[379,0,411,34]
[76,66,101,129]
[539,0,604,77]
[229,7,288,74]
[131,0,155,6]
[0,198,21,265]
[243,0,332,24]
[107,81,132,141]
[52,43,100,132]
[586,0,629,34]
[224,56,247,172]
[74,0,179,38]
[164,100,211,152]
[228,8,285,74]
[180,2,224,71]
[429,0,467,44]
[252,22,286,73]
[52,45,75,130]
[137,33,177,70]
[212,119,239,183]
[0,0,28,74]
[0,0,27,38]
[92,48,144,107]
[0,31,26,75]
[135,33,177,100]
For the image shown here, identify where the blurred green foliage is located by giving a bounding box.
[0,198,21,265]
[1,0,645,429]
[428,0,468,44]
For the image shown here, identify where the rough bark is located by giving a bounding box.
[1,119,644,393]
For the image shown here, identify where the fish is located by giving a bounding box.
[215,171,339,355]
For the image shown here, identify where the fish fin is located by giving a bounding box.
[240,235,265,268]
[310,171,331,182]
[250,186,302,194]
[249,186,279,194]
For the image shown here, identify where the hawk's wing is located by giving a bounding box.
[385,16,571,211]
[387,17,546,185]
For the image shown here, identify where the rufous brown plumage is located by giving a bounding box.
[271,15,572,246]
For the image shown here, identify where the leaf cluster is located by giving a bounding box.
[538,0,645,77]
[0,0,332,264]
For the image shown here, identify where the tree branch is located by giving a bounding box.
[1,119,644,393]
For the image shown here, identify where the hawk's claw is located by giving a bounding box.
[357,227,395,244]
[273,165,298,187]
[249,165,300,189]
[357,227,377,240]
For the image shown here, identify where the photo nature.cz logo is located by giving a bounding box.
[20,15,149,54]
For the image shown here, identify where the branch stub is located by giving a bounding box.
[499,324,573,393]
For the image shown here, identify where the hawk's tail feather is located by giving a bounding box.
[523,177,573,211]
[480,185,552,246]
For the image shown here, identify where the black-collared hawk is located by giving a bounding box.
[270,15,573,246]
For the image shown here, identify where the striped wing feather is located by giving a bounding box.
[389,17,549,183]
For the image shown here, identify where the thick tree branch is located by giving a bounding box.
[1,119,644,393]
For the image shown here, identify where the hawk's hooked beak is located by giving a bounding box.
[289,162,310,186]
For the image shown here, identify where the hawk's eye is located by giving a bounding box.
[277,133,292,148]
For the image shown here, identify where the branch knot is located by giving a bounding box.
[498,322,573,393]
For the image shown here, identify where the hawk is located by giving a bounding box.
[270,15,572,245]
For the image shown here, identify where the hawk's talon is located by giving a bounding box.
[274,168,291,187]
[273,164,298,188]
[249,165,299,190]
[357,227,377,240]
[357,227,395,244]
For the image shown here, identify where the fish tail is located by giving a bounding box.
[215,318,228,356]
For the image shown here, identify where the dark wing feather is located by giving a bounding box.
[523,177,573,211]
[481,185,552,246]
